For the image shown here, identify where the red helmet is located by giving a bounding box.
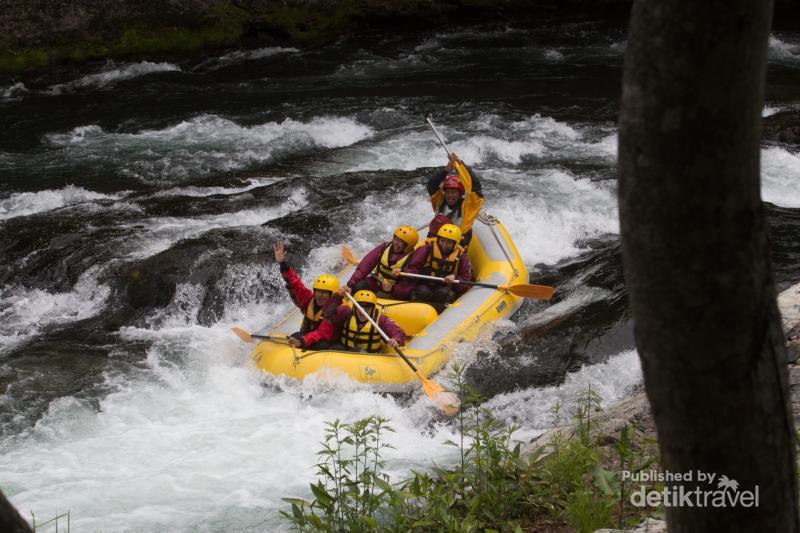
[442,175,465,193]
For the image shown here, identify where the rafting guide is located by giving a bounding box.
[623,469,760,508]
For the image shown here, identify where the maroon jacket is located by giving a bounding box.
[414,243,472,295]
[346,242,419,299]
[280,262,342,327]
[300,304,406,347]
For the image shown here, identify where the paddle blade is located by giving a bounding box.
[231,327,256,344]
[435,391,461,416]
[505,284,555,300]
[420,376,460,415]
[342,245,359,265]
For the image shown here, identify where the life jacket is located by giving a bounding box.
[429,164,484,234]
[340,308,383,353]
[372,243,412,289]
[300,300,323,333]
[423,241,465,278]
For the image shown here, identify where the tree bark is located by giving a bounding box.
[0,490,32,533]
[618,0,800,531]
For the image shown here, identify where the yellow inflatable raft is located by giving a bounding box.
[251,212,529,392]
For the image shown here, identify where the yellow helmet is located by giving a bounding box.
[437,223,462,244]
[393,225,419,252]
[313,274,339,293]
[354,289,378,306]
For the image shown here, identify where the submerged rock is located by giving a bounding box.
[763,109,800,145]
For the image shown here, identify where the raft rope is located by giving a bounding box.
[479,212,519,278]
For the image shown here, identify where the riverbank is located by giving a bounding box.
[0,0,636,74]
[522,280,800,532]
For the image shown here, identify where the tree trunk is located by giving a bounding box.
[618,0,800,531]
[0,490,32,533]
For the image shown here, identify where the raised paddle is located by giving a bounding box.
[231,327,292,345]
[345,292,460,415]
[426,115,474,185]
[397,272,554,300]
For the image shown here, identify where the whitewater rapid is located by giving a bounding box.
[2,23,800,533]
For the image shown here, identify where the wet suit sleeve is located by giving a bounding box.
[281,263,313,310]
[427,168,448,196]
[378,315,406,345]
[301,319,336,346]
[301,305,349,346]
[390,246,428,300]
[455,255,473,295]
[347,243,385,288]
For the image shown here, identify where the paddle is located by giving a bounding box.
[342,244,359,265]
[397,272,554,300]
[426,115,474,185]
[231,327,291,345]
[345,292,460,415]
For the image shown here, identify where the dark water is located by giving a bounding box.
[1,15,799,530]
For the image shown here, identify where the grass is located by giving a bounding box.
[282,366,661,531]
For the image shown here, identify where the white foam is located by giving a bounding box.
[124,188,308,259]
[522,285,613,328]
[46,61,180,94]
[0,267,110,353]
[0,186,122,220]
[151,177,284,199]
[761,146,800,208]
[1,82,28,100]
[215,46,299,64]
[3,321,459,532]
[486,349,643,442]
[329,114,613,175]
[543,48,565,61]
[487,168,619,265]
[769,35,800,65]
[44,115,373,182]
[763,104,784,117]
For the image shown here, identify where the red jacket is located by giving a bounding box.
[281,263,342,325]
[301,304,406,347]
[346,242,419,299]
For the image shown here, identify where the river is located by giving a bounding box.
[2,15,800,532]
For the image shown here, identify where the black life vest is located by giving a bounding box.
[437,199,464,228]
[373,243,412,289]
[423,241,465,278]
[340,309,383,353]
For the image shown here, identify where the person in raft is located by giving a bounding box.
[411,223,473,307]
[347,225,421,300]
[273,240,343,350]
[296,290,406,353]
[426,152,484,248]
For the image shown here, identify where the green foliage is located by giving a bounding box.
[0,49,49,73]
[281,416,395,532]
[0,2,248,73]
[283,377,656,531]
[564,489,614,533]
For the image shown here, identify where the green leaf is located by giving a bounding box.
[592,464,619,496]
[361,515,377,528]
[310,481,334,510]
[281,497,311,508]
[374,476,393,493]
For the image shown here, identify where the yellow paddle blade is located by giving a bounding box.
[420,374,460,415]
[231,327,256,344]
[341,245,359,265]
[435,391,461,416]
[500,284,555,300]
